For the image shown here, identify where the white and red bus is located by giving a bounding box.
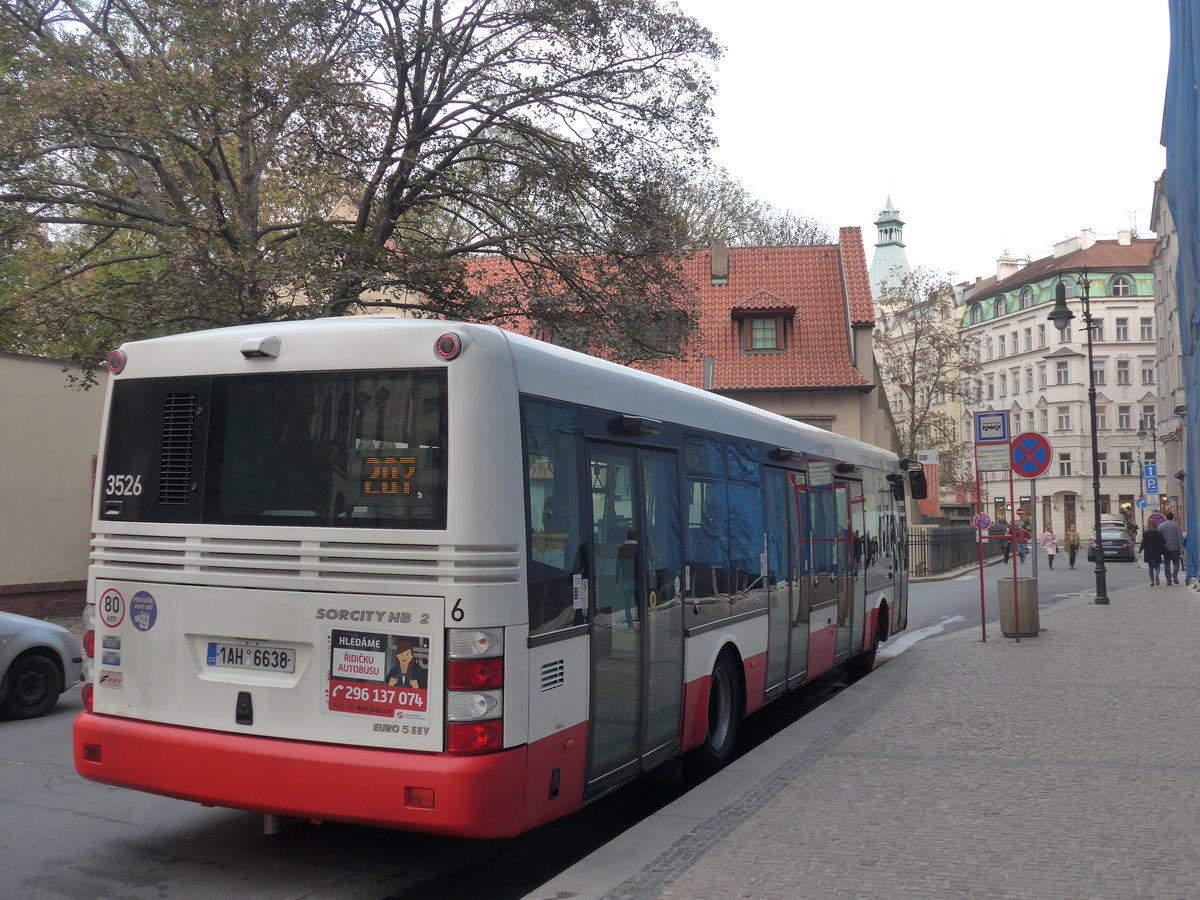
[74,318,915,837]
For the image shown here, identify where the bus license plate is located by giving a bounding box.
[206,641,296,673]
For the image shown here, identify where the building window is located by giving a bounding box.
[969,303,982,324]
[1025,367,1033,392]
[1039,409,1049,432]
[1056,361,1069,384]
[994,296,1007,316]
[1090,319,1104,341]
[1142,406,1156,429]
[1116,360,1131,385]
[1038,365,1047,388]
[985,337,993,360]
[1092,360,1105,384]
[1140,317,1153,340]
[744,317,782,351]
[1119,452,1134,476]
[1023,328,1032,351]
[1059,453,1072,476]
[1057,406,1071,431]
[1058,323,1071,344]
[1011,412,1020,435]
[999,374,1007,397]
[1118,405,1132,430]
[1096,405,1107,430]
[1020,286,1034,309]
[1116,318,1129,341]
[998,335,1006,356]
[1141,361,1155,384]
[1111,275,1134,297]
[1037,324,1046,347]
[1097,452,1108,476]
[1026,410,1035,431]
[986,376,994,399]
[1011,331,1018,352]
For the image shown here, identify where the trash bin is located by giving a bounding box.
[998,577,1039,638]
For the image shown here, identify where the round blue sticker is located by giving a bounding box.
[130,591,158,632]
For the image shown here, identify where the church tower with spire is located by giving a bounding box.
[868,195,913,301]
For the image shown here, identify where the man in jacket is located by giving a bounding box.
[1159,511,1184,585]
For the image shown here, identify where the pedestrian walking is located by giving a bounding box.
[1064,525,1082,569]
[1139,521,1167,586]
[1159,511,1183,585]
[1040,525,1058,568]
[996,520,1012,563]
[1016,523,1031,563]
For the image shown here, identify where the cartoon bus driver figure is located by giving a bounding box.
[386,639,425,690]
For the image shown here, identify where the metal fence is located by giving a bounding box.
[908,525,1002,578]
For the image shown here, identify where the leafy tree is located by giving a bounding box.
[0,0,721,367]
[663,166,831,247]
[874,266,977,484]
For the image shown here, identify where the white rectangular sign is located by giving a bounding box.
[975,444,1011,472]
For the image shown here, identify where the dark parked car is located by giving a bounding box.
[1087,528,1137,562]
[0,612,83,719]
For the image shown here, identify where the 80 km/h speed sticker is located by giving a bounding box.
[99,588,125,628]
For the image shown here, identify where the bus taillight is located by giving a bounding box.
[447,658,504,690]
[447,721,503,754]
[446,627,504,752]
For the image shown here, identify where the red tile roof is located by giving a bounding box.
[457,227,874,391]
[639,227,873,390]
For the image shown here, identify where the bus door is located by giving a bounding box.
[806,468,840,678]
[836,481,867,660]
[764,468,807,693]
[585,444,683,793]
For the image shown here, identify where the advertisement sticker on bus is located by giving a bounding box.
[325,629,431,724]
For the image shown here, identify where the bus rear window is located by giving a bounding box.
[102,369,448,528]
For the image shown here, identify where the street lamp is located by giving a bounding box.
[1047,267,1109,604]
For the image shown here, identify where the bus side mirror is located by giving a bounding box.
[908,469,928,500]
[886,473,905,501]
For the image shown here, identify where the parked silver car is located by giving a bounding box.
[0,612,83,719]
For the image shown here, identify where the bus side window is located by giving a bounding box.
[523,399,587,635]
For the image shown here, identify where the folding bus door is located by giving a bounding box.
[585,444,683,795]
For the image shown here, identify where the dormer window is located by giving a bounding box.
[744,316,782,351]
[731,293,794,353]
[1110,274,1133,297]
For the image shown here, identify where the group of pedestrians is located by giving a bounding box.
[1137,510,1185,586]
[995,517,1182,574]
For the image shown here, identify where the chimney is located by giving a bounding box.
[710,240,729,286]
[1117,230,1132,246]
[1081,228,1097,250]
[996,250,1029,281]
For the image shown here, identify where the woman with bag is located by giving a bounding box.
[1064,525,1082,569]
[1139,520,1166,586]
[1040,525,1059,568]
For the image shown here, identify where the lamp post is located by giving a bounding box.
[1047,267,1109,604]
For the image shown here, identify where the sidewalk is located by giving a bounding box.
[528,581,1200,900]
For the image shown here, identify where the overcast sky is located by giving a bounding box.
[673,0,1169,284]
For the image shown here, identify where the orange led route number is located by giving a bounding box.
[362,456,417,496]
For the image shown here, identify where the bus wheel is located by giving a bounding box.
[1,654,62,719]
[847,605,887,681]
[693,651,743,774]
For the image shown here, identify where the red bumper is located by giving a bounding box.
[73,711,530,837]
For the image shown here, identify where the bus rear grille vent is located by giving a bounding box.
[539,660,565,692]
[159,392,197,504]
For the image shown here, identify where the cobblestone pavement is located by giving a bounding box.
[530,581,1200,900]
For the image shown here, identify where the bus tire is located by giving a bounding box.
[692,650,743,775]
[847,604,887,681]
[1,653,62,719]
